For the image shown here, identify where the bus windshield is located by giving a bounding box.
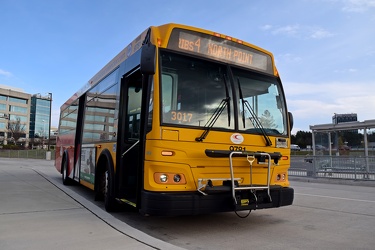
[161,51,233,129]
[160,50,287,136]
[233,68,287,135]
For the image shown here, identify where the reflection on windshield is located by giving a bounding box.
[160,51,287,136]
[233,68,286,135]
[161,51,233,129]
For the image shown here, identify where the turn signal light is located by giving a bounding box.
[161,150,174,156]
[281,156,289,160]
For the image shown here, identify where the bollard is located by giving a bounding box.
[46,151,51,160]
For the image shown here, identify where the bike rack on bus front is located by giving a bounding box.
[204,149,282,206]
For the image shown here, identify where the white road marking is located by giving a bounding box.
[295,192,375,203]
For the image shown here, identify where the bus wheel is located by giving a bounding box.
[104,169,117,212]
[61,159,70,185]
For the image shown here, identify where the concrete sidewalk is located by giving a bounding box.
[0,158,184,250]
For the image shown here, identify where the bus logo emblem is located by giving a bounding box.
[230,133,244,144]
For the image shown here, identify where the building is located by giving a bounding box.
[0,87,31,146]
[30,94,52,139]
[0,85,52,148]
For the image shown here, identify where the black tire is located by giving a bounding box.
[104,168,117,212]
[61,158,71,185]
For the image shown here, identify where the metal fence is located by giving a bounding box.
[0,150,55,160]
[1,150,374,181]
[289,155,375,180]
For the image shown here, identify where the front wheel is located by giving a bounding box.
[104,169,117,212]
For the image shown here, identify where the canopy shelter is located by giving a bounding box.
[310,119,375,173]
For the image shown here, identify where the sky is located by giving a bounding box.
[1,0,374,134]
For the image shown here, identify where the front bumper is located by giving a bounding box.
[140,186,294,216]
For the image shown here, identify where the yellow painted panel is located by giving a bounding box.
[162,129,179,141]
[80,179,94,190]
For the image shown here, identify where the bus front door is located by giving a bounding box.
[117,70,143,205]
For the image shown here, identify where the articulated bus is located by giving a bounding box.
[55,23,294,216]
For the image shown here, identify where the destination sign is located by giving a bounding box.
[168,29,272,74]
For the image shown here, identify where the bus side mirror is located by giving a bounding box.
[288,112,294,132]
[140,43,156,75]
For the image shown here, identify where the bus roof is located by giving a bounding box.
[61,23,276,112]
[61,27,149,111]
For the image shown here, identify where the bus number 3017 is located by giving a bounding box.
[229,146,247,151]
[171,111,193,123]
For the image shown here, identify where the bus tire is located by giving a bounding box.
[104,168,117,212]
[61,158,71,185]
[97,152,117,212]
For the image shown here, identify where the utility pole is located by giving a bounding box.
[47,92,52,151]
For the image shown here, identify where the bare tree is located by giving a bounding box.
[259,110,278,129]
[7,118,26,144]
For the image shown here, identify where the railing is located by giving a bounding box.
[289,155,375,180]
[0,150,55,160]
[1,150,374,181]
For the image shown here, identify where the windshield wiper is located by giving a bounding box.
[223,74,231,127]
[237,78,272,146]
[196,74,231,142]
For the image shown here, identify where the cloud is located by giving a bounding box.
[342,0,375,12]
[271,25,300,36]
[284,80,375,129]
[0,69,12,77]
[333,68,358,73]
[285,81,372,99]
[262,24,334,40]
[309,28,335,39]
[260,24,273,30]
[277,53,302,63]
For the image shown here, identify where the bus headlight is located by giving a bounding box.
[276,173,286,182]
[154,173,186,184]
[173,174,181,183]
[160,174,168,183]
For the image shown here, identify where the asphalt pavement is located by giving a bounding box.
[0,158,184,250]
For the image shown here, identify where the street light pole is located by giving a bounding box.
[42,119,45,147]
[47,92,52,151]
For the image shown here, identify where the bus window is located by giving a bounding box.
[82,69,120,143]
[59,100,79,136]
[161,51,233,129]
[161,74,174,113]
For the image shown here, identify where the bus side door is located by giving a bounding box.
[116,69,143,202]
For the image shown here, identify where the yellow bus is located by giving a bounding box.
[55,23,294,216]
